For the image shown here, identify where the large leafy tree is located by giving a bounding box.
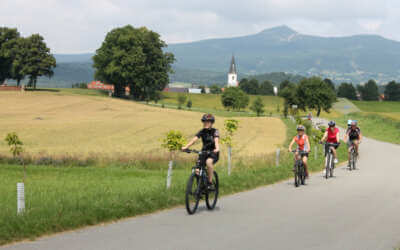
[22,34,56,89]
[240,78,259,95]
[93,25,175,99]
[337,82,357,100]
[358,79,379,101]
[221,87,249,111]
[250,97,265,116]
[296,77,336,116]
[323,78,336,92]
[384,81,400,101]
[278,80,291,95]
[280,82,299,116]
[0,27,20,83]
[259,80,274,95]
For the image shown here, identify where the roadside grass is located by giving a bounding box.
[352,100,400,113]
[337,112,400,145]
[0,118,346,246]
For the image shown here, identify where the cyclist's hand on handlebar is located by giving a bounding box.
[181,146,188,152]
[213,149,219,153]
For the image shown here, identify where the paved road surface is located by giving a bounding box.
[3,135,400,250]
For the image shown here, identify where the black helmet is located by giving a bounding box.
[201,114,215,123]
[328,121,336,127]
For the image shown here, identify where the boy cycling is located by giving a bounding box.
[289,125,311,178]
[182,114,220,188]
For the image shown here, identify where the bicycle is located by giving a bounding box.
[323,143,340,179]
[348,142,357,171]
[291,150,307,187]
[182,149,219,215]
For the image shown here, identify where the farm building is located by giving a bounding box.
[87,81,129,95]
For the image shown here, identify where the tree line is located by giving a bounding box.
[0,27,56,88]
[238,78,274,95]
[336,79,400,101]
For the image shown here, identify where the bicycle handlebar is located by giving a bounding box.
[291,150,310,154]
[182,149,211,155]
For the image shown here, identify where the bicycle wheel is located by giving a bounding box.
[206,171,219,210]
[325,154,330,179]
[300,165,306,185]
[294,163,300,187]
[185,173,201,215]
[352,151,357,170]
[330,158,334,177]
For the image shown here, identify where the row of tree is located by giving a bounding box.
[239,78,274,95]
[336,79,400,101]
[0,27,56,88]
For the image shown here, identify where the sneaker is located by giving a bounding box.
[334,158,338,164]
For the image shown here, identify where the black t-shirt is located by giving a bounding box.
[346,127,361,140]
[196,128,219,151]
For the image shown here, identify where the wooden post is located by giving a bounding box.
[276,148,280,167]
[166,160,173,189]
[227,146,232,176]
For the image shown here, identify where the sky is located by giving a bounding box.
[1,0,399,54]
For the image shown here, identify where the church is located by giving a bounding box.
[227,55,238,87]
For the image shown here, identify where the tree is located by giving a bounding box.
[279,80,291,94]
[221,87,249,111]
[22,34,56,89]
[0,27,20,84]
[384,81,400,101]
[177,94,187,109]
[323,78,335,92]
[240,78,259,95]
[210,84,222,94]
[259,80,274,95]
[250,97,265,116]
[220,119,239,175]
[337,82,357,100]
[296,77,336,116]
[280,82,299,117]
[186,99,192,109]
[93,25,175,98]
[358,79,379,101]
[199,85,206,94]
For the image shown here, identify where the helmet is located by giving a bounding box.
[296,125,305,131]
[201,114,215,123]
[328,121,336,127]
[347,120,352,125]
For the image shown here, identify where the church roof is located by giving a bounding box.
[229,55,237,74]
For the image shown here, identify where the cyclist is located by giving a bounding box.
[320,121,340,164]
[182,114,220,188]
[288,125,311,178]
[347,120,352,129]
[344,120,362,163]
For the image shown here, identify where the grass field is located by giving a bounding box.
[0,91,285,158]
[0,118,347,246]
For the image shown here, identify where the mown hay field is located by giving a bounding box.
[0,91,286,158]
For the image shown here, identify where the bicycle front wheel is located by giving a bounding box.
[325,154,330,179]
[185,173,201,215]
[206,171,219,210]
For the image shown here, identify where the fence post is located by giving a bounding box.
[314,145,318,159]
[17,182,25,214]
[166,160,173,189]
[227,146,232,176]
[276,148,280,167]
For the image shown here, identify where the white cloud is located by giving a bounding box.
[0,0,398,53]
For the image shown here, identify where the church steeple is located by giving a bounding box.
[227,55,238,87]
[229,55,237,74]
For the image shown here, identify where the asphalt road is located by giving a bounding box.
[3,136,400,250]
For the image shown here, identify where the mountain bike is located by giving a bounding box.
[292,150,307,187]
[348,142,357,171]
[324,143,340,179]
[182,149,219,215]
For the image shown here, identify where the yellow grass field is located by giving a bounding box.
[0,91,286,158]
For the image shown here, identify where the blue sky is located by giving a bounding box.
[1,0,398,53]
